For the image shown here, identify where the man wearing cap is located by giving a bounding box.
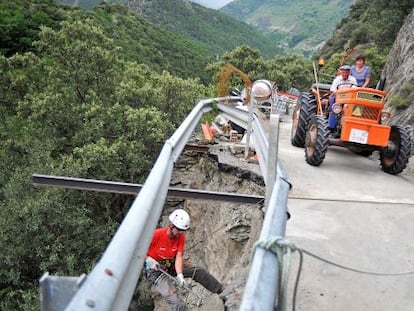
[328,65,357,131]
[331,64,357,92]
[144,209,223,310]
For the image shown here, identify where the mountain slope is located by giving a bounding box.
[191,0,232,9]
[1,1,211,80]
[58,0,127,10]
[92,3,212,81]
[319,0,414,58]
[221,0,354,54]
[58,0,232,10]
[128,0,278,58]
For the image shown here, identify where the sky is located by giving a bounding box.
[191,0,233,9]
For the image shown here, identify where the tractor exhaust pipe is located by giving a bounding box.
[328,138,347,147]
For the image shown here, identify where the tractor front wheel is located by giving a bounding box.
[380,126,411,175]
[305,116,329,166]
[291,92,316,147]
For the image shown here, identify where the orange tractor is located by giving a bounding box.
[290,66,411,175]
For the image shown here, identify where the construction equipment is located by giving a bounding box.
[290,62,411,175]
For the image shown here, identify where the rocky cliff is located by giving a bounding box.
[384,8,414,151]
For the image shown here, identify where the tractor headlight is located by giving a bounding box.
[380,111,391,123]
[332,104,342,114]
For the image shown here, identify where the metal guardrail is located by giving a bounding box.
[218,105,291,310]
[218,103,270,181]
[56,96,240,311]
[217,104,285,185]
[240,170,290,310]
[40,94,290,311]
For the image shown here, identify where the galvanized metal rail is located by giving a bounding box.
[218,103,284,184]
[217,106,291,310]
[51,96,237,311]
[39,93,291,311]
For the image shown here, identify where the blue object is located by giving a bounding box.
[328,95,337,129]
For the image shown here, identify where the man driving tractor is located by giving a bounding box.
[329,64,357,131]
[291,56,411,175]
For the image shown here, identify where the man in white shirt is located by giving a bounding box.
[330,64,357,93]
[328,64,357,130]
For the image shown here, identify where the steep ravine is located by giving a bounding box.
[132,151,266,310]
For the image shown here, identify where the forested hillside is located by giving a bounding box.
[1,0,212,80]
[59,0,279,58]
[0,1,211,309]
[221,0,354,55]
[58,0,127,10]
[319,0,414,58]
[312,0,414,87]
[191,0,230,9]
[128,0,278,58]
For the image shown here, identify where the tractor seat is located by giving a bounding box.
[311,83,331,91]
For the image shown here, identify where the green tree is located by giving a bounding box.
[0,0,62,56]
[149,71,208,127]
[207,47,313,92]
[319,0,414,58]
[206,45,267,93]
[0,53,46,113]
[265,54,313,91]
[0,7,207,310]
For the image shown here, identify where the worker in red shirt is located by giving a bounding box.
[145,209,223,310]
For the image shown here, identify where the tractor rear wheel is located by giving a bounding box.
[380,126,411,175]
[291,92,316,147]
[305,115,329,166]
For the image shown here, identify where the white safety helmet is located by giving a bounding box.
[169,209,190,231]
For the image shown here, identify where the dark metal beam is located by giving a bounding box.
[32,174,264,205]
[183,144,210,153]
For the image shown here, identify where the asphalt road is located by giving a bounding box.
[277,116,414,311]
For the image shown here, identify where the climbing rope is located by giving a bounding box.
[253,237,414,311]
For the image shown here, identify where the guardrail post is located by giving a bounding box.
[240,109,290,310]
[239,170,290,310]
[244,94,255,158]
[264,113,280,211]
[39,273,86,311]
